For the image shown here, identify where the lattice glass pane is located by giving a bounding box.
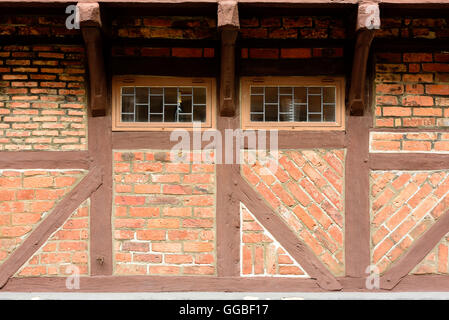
[323,87,336,103]
[249,85,337,123]
[120,86,208,123]
[265,87,278,103]
[251,95,264,113]
[136,105,148,122]
[324,105,336,122]
[193,88,206,104]
[280,96,293,113]
[122,95,134,114]
[135,87,148,104]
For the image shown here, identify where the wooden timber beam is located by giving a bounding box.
[218,0,239,117]
[0,167,103,288]
[236,173,342,291]
[348,2,380,116]
[77,2,108,117]
[381,209,449,290]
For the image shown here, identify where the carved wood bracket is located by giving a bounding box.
[348,2,380,116]
[77,2,108,117]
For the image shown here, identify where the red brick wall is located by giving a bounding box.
[370,170,449,273]
[112,16,217,40]
[376,17,449,39]
[0,44,87,151]
[0,15,80,38]
[113,151,216,276]
[240,16,346,40]
[241,203,308,277]
[375,51,449,128]
[0,170,86,268]
[242,149,345,276]
[112,46,215,59]
[14,200,89,277]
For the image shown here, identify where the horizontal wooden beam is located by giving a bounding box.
[0,166,103,288]
[0,151,91,169]
[381,209,449,290]
[369,153,449,170]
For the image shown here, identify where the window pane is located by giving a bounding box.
[120,85,208,123]
[294,87,307,104]
[324,105,336,122]
[122,95,134,114]
[150,96,163,114]
[136,105,148,122]
[250,95,263,113]
[135,87,148,104]
[265,87,278,103]
[193,88,206,104]
[323,87,335,103]
[308,95,321,113]
[248,85,338,124]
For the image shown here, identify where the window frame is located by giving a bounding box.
[112,75,216,131]
[240,76,346,131]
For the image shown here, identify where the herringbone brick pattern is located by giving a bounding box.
[240,203,308,277]
[370,170,449,273]
[14,200,90,277]
[241,149,345,276]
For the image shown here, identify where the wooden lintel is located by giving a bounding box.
[0,167,103,288]
[348,2,379,116]
[0,151,91,169]
[78,2,108,117]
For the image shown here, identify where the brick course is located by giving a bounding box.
[375,51,449,128]
[376,17,449,39]
[242,149,345,276]
[240,16,346,40]
[370,170,449,273]
[0,45,87,151]
[14,200,90,277]
[113,151,216,276]
[0,170,86,267]
[370,132,449,153]
[241,203,308,277]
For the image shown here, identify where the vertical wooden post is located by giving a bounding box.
[216,0,241,277]
[78,2,113,276]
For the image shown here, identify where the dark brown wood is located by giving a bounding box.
[381,209,449,290]
[345,116,371,278]
[370,153,449,170]
[0,151,91,169]
[0,167,103,288]
[236,174,342,291]
[348,30,376,116]
[88,114,113,276]
[275,131,346,149]
[216,116,241,277]
[1,276,323,292]
[219,28,239,117]
[79,2,107,117]
[348,2,379,116]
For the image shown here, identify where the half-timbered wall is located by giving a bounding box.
[0,2,449,292]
